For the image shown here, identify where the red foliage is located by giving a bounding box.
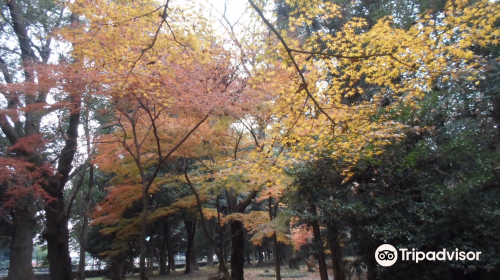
[0,158,55,209]
[291,223,314,250]
[7,134,44,155]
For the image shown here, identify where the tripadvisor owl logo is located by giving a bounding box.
[375,244,482,267]
[375,244,398,266]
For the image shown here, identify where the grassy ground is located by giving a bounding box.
[86,265,336,280]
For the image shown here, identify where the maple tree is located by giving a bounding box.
[64,1,263,280]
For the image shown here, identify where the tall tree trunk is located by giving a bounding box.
[139,190,149,280]
[190,236,199,270]
[231,220,246,280]
[207,218,215,267]
[160,239,166,275]
[365,257,377,280]
[148,230,155,276]
[327,223,346,280]
[44,193,73,280]
[7,204,35,280]
[78,164,94,280]
[269,197,281,280]
[184,219,197,274]
[160,222,167,275]
[226,189,258,280]
[44,92,81,280]
[309,203,328,280]
[216,195,226,269]
[167,225,175,273]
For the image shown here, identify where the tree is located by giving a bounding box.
[243,1,500,279]
[65,0,257,278]
[0,0,89,279]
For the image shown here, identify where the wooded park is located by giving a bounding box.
[1,0,500,280]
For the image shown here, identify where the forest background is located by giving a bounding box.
[1,0,500,280]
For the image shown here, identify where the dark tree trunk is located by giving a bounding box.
[109,257,126,280]
[231,220,246,280]
[207,218,215,267]
[269,196,281,280]
[224,225,230,265]
[310,206,328,280]
[366,258,377,280]
[327,223,346,280]
[190,237,199,270]
[148,231,155,276]
[216,195,226,270]
[269,197,281,280]
[166,222,175,273]
[78,164,94,280]
[160,222,167,275]
[160,238,166,275]
[226,189,258,280]
[139,190,149,280]
[44,193,73,280]
[184,219,197,274]
[8,204,35,280]
[44,84,80,280]
[272,234,281,280]
[118,259,125,280]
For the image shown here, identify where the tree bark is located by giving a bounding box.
[366,258,377,280]
[227,189,258,280]
[7,204,35,280]
[207,218,215,267]
[160,238,166,275]
[216,195,227,271]
[268,197,281,280]
[44,193,73,280]
[190,236,199,270]
[167,224,175,273]
[327,223,346,280]
[231,220,246,280]
[184,219,197,274]
[310,204,328,280]
[148,229,155,276]
[139,189,149,280]
[43,91,81,280]
[160,222,167,275]
[78,164,94,280]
